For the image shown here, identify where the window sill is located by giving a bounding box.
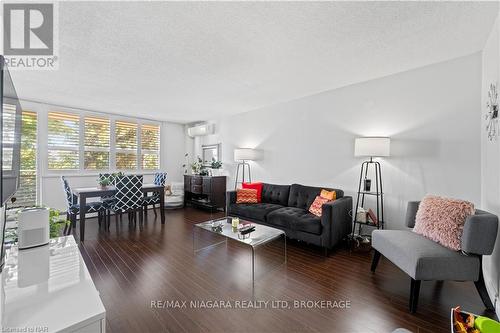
[42,171,161,179]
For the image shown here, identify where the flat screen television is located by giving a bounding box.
[0,55,22,272]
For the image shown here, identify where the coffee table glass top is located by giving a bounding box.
[194,217,284,247]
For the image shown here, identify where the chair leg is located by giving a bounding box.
[107,210,111,230]
[64,212,70,235]
[69,214,76,235]
[475,263,495,310]
[371,250,381,272]
[139,208,143,225]
[409,278,421,313]
[153,204,157,218]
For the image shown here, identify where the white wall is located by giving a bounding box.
[481,13,500,316]
[199,53,482,231]
[19,100,186,211]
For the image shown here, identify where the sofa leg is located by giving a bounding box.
[409,279,421,313]
[323,247,329,257]
[475,264,495,310]
[371,250,381,272]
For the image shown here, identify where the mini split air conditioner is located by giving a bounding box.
[187,124,214,137]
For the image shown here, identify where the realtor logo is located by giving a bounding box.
[2,2,58,70]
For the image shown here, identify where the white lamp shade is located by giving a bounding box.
[234,148,262,161]
[354,137,390,157]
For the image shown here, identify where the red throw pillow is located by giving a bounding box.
[242,182,263,202]
[236,188,258,204]
[309,196,330,217]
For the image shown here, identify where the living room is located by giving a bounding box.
[1,1,500,333]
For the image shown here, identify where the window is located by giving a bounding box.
[45,110,160,172]
[2,103,16,172]
[141,124,160,169]
[84,116,110,170]
[14,111,37,207]
[48,112,79,170]
[115,121,137,170]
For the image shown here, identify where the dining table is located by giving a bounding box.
[72,184,165,242]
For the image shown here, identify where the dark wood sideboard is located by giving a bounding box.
[184,175,227,211]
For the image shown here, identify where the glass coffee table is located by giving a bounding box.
[193,217,287,289]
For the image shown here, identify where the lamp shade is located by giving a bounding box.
[354,137,390,157]
[234,148,262,161]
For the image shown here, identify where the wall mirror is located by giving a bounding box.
[202,144,221,167]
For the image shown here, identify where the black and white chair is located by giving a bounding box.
[143,172,167,218]
[109,175,144,227]
[98,173,116,202]
[61,176,107,235]
[99,173,117,222]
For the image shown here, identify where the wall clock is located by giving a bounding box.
[486,83,499,141]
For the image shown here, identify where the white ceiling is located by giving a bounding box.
[10,1,499,123]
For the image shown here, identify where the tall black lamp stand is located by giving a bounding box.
[352,156,385,240]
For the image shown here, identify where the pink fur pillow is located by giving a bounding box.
[413,195,475,251]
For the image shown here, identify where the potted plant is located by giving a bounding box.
[211,158,223,176]
[190,156,203,175]
[49,208,70,238]
[111,171,124,178]
[98,177,111,189]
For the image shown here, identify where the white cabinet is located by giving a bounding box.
[1,236,106,332]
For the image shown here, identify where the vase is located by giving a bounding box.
[212,169,223,176]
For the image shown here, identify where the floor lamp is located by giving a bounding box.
[234,148,260,189]
[353,137,390,234]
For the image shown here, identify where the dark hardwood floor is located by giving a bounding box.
[77,207,495,333]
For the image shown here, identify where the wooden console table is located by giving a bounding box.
[184,175,226,211]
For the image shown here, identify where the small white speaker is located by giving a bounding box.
[18,207,50,250]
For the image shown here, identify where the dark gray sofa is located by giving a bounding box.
[227,183,352,253]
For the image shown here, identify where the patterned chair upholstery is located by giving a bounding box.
[61,176,107,233]
[109,175,144,225]
[144,172,167,205]
[111,175,144,212]
[98,173,116,205]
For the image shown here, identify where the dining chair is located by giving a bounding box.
[99,173,118,222]
[109,175,144,227]
[143,172,167,218]
[61,176,108,235]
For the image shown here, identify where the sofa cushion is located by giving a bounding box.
[413,194,475,251]
[261,183,290,206]
[267,207,322,235]
[287,184,342,210]
[320,189,336,201]
[228,203,284,221]
[309,196,329,217]
[372,230,480,281]
[242,182,263,202]
[236,188,258,204]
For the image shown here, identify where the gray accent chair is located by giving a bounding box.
[371,201,498,313]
